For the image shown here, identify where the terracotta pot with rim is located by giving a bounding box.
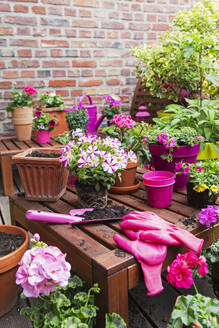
[0,225,29,317]
[41,107,69,136]
[12,106,33,141]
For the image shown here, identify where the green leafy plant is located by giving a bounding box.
[132,0,218,104]
[154,99,219,149]
[32,110,57,131]
[204,239,219,298]
[6,85,36,113]
[102,95,122,121]
[39,92,64,110]
[65,106,88,132]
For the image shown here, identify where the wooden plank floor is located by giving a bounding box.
[0,167,216,327]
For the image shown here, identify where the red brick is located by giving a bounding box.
[79,9,92,17]
[3,71,18,79]
[71,89,83,96]
[0,3,11,11]
[42,0,70,4]
[52,70,66,77]
[37,70,51,78]
[40,17,69,27]
[95,69,106,76]
[121,31,131,39]
[94,30,105,38]
[103,1,114,9]
[32,6,46,15]
[48,6,63,16]
[122,13,132,20]
[93,50,105,57]
[74,0,98,7]
[134,31,145,40]
[65,29,76,37]
[49,80,76,87]
[5,16,37,25]
[43,60,70,67]
[73,20,98,28]
[125,41,139,48]
[106,79,121,86]
[64,8,76,16]
[17,27,30,35]
[41,40,69,48]
[135,13,144,20]
[80,50,91,57]
[147,32,157,40]
[72,60,97,68]
[35,50,48,57]
[14,4,28,13]
[131,4,141,11]
[82,70,93,77]
[49,28,62,36]
[21,70,35,78]
[10,39,38,47]
[79,79,103,87]
[102,22,124,29]
[158,15,167,22]
[0,62,5,69]
[17,49,32,57]
[109,11,119,19]
[9,0,38,2]
[129,22,150,30]
[147,14,156,22]
[0,40,7,47]
[80,41,97,48]
[0,27,13,35]
[51,49,63,57]
[20,60,40,68]
[94,10,105,18]
[0,82,12,89]
[117,3,129,11]
[108,69,120,76]
[56,90,69,97]
[68,69,80,77]
[79,30,91,38]
[107,31,119,39]
[33,28,47,36]
[121,69,131,76]
[153,23,170,30]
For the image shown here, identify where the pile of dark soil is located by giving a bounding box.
[0,231,25,257]
[26,151,60,158]
[76,202,130,221]
[178,214,197,228]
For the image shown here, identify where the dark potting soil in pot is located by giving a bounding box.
[26,151,61,158]
[178,214,197,228]
[0,231,25,257]
[75,201,130,221]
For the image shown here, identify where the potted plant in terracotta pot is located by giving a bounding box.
[167,251,219,327]
[32,110,57,144]
[6,85,36,141]
[0,225,29,317]
[13,147,69,202]
[143,126,204,191]
[38,91,68,136]
[103,113,150,193]
[59,129,131,208]
[64,105,88,132]
[176,160,219,208]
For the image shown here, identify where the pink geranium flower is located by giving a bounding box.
[24,86,36,94]
[198,205,219,228]
[197,256,209,276]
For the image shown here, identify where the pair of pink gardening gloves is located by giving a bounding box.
[113,211,204,296]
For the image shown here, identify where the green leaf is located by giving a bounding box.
[206,73,219,86]
[105,313,127,328]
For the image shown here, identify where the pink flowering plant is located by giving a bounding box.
[39,91,64,110]
[167,251,219,328]
[198,205,219,241]
[176,160,219,196]
[60,129,136,191]
[6,84,36,112]
[102,95,122,121]
[32,110,57,131]
[103,114,150,165]
[143,126,204,162]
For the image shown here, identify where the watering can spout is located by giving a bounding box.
[94,113,105,132]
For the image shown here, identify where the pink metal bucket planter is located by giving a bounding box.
[36,129,50,144]
[143,171,175,208]
[78,95,105,134]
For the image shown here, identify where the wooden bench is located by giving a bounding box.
[0,135,61,196]
[9,168,219,328]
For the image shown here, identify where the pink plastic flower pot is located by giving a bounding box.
[36,129,50,144]
[143,171,175,208]
[148,143,200,191]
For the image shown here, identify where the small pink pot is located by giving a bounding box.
[143,171,175,208]
[36,129,50,144]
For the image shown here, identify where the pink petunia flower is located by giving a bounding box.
[35,111,42,117]
[183,166,190,174]
[195,166,202,172]
[198,206,219,228]
[175,162,182,170]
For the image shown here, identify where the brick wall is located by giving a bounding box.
[0,0,194,133]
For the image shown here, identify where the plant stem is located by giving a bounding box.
[199,52,203,109]
[193,281,199,295]
[212,225,215,243]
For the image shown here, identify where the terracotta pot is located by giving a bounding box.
[114,159,139,188]
[13,147,69,202]
[186,182,218,209]
[12,107,33,141]
[41,107,69,136]
[0,225,29,317]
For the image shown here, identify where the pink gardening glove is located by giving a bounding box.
[120,211,203,255]
[113,233,167,296]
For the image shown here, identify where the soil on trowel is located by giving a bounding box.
[178,214,197,228]
[0,231,25,257]
[76,201,130,221]
[26,151,60,158]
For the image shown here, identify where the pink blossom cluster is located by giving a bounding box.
[16,241,71,298]
[24,86,36,95]
[110,113,135,128]
[167,251,208,289]
[157,133,176,149]
[198,205,219,228]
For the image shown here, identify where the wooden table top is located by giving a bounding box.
[0,135,62,156]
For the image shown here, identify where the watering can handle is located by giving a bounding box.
[78,94,93,108]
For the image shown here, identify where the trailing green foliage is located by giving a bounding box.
[168,294,219,328]
[39,92,64,110]
[20,275,126,328]
[66,108,88,132]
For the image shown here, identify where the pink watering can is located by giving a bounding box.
[78,94,105,134]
